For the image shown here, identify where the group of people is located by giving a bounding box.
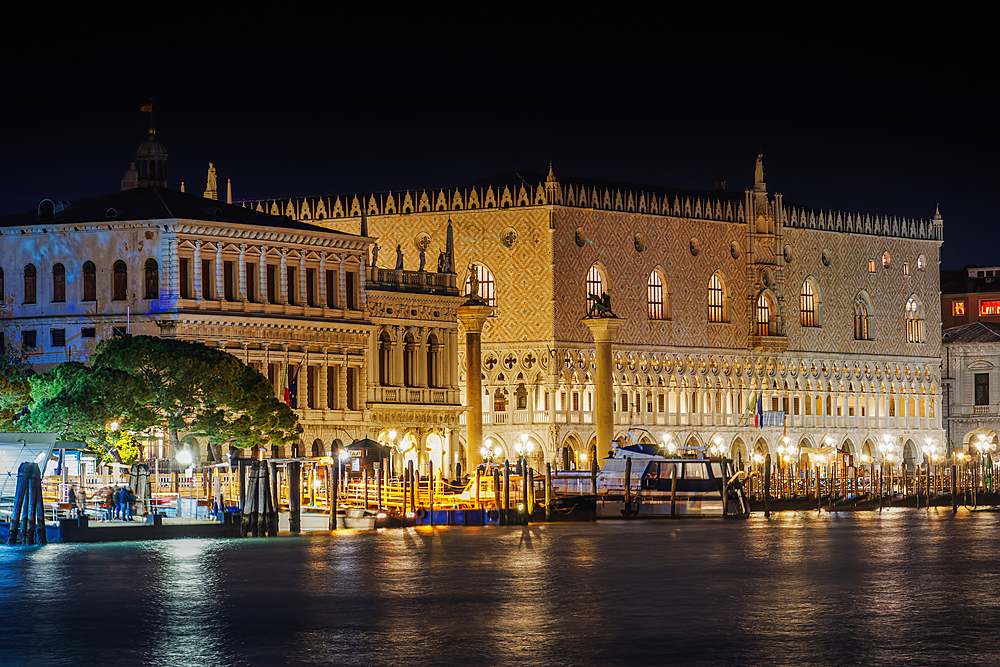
[99,485,136,521]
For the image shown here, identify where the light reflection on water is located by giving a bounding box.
[1,510,1000,666]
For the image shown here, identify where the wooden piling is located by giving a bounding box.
[429,461,435,525]
[409,461,416,514]
[239,460,247,511]
[363,468,369,510]
[289,461,301,534]
[475,469,481,509]
[503,460,510,525]
[493,468,501,520]
[545,463,552,521]
[952,464,958,513]
[722,459,729,518]
[591,456,598,521]
[624,456,632,517]
[376,466,382,511]
[764,453,772,518]
[670,464,677,519]
[521,462,529,522]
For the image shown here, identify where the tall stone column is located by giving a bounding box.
[458,301,494,471]
[583,316,624,463]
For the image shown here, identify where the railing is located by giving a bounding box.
[975,405,991,415]
[368,267,459,293]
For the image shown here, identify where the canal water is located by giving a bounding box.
[1,509,999,666]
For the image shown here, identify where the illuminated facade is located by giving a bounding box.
[243,158,946,474]
[0,136,463,467]
[942,322,1000,455]
[941,266,1000,329]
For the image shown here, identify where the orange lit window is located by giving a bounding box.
[868,260,876,273]
[981,301,1000,316]
[953,301,965,316]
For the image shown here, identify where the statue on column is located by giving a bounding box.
[467,264,479,298]
[437,250,445,273]
[370,242,379,267]
[754,153,764,186]
[395,244,404,271]
[419,247,426,271]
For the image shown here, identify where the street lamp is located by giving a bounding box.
[974,435,996,494]
[663,435,677,456]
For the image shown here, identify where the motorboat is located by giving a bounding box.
[551,439,750,518]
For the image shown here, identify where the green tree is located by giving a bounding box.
[27,361,153,462]
[85,335,300,461]
[0,349,32,429]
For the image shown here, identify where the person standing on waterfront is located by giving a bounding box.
[113,486,123,521]
[68,485,77,517]
[102,487,114,520]
[77,485,87,519]
[123,487,135,521]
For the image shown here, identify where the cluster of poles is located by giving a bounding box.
[746,451,999,511]
[5,463,48,545]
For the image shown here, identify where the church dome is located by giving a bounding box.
[136,135,167,160]
[135,130,168,188]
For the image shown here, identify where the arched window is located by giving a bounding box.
[708,272,726,323]
[52,263,65,303]
[378,331,393,386]
[905,296,924,343]
[144,258,159,300]
[112,260,127,301]
[463,264,496,307]
[647,269,670,320]
[23,264,36,304]
[756,292,774,336]
[800,280,817,327]
[854,299,870,340]
[402,331,416,387]
[82,261,96,301]
[426,333,440,388]
[586,263,606,312]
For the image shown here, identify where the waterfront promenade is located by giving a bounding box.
[1,511,998,667]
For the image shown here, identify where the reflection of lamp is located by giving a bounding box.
[663,435,677,456]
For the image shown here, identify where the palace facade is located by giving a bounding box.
[0,134,464,470]
[243,158,946,474]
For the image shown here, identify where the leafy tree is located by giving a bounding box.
[84,335,300,461]
[0,346,32,428]
[27,361,153,462]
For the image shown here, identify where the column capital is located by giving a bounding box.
[582,316,625,344]
[458,303,494,332]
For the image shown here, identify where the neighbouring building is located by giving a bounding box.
[942,322,1000,454]
[940,265,1000,330]
[242,156,946,476]
[0,132,464,470]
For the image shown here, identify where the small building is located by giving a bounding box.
[941,266,1000,330]
[942,321,1000,454]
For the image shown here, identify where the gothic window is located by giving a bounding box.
[82,261,96,301]
[463,264,496,307]
[756,293,773,336]
[586,263,605,310]
[23,264,36,304]
[708,272,726,323]
[112,260,127,301]
[52,263,65,303]
[800,280,817,327]
[647,269,669,320]
[853,299,870,340]
[144,258,159,300]
[905,296,924,343]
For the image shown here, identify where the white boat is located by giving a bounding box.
[551,440,750,519]
[340,507,378,530]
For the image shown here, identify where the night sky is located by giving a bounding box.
[1,10,993,270]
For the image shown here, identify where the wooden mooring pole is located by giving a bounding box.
[670,464,677,519]
[764,453,772,518]
[503,460,510,525]
[288,461,301,534]
[545,463,552,521]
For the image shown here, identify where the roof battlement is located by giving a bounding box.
[238,170,943,243]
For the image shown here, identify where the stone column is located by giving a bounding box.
[458,301,494,471]
[299,253,307,306]
[280,249,289,304]
[238,243,247,302]
[193,241,202,305]
[319,252,327,306]
[215,243,224,301]
[582,317,624,463]
[259,246,268,303]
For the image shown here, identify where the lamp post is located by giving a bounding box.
[974,435,996,496]
[176,448,193,502]
[923,437,941,504]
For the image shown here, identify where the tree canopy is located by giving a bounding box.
[27,335,301,462]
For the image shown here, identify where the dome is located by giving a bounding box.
[136,133,167,160]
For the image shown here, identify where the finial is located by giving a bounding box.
[546,162,557,182]
[934,203,942,219]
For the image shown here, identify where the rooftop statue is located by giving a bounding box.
[370,242,379,267]
[395,244,404,271]
[754,153,764,186]
[467,264,479,298]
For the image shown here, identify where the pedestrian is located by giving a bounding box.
[68,485,77,518]
[113,485,123,520]
[103,487,114,521]
[123,486,135,521]
[77,485,87,519]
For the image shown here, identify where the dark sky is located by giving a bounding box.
[1,9,994,270]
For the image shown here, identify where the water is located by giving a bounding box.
[1,510,999,666]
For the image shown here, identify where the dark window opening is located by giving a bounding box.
[345,270,357,310]
[267,265,277,304]
[201,259,212,300]
[286,266,297,305]
[23,330,37,349]
[52,263,65,303]
[223,260,235,301]
[144,258,159,300]
[975,373,990,406]
[23,264,36,304]
[326,270,337,308]
[82,327,96,338]
[112,260,127,301]
[51,328,66,347]
[306,268,316,307]
[83,261,97,301]
[246,263,257,302]
[179,258,190,299]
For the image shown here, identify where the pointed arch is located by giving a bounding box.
[587,261,609,309]
[756,289,777,336]
[463,263,496,307]
[905,294,925,343]
[708,271,729,323]
[647,267,671,320]
[854,291,872,340]
[800,277,822,327]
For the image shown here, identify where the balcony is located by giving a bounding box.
[974,405,993,415]
[370,385,460,406]
[367,267,459,295]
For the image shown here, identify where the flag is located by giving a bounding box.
[140,104,152,113]
[287,365,299,409]
[756,393,763,428]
